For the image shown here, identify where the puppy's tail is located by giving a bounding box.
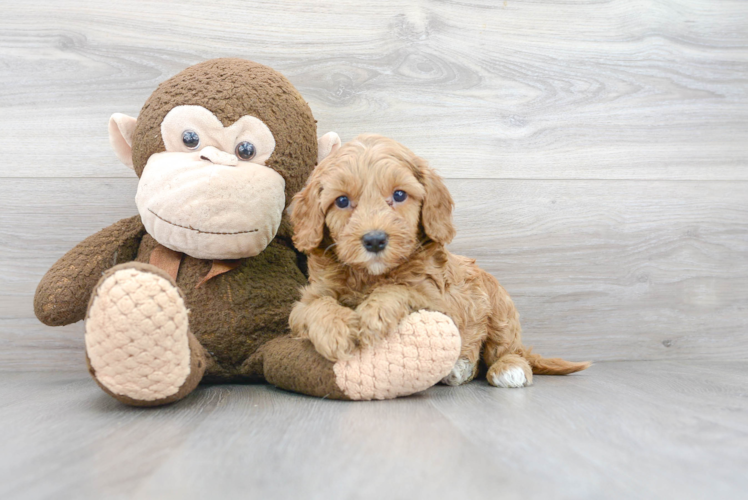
[521,347,591,375]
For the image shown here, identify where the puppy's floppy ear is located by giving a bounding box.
[415,156,456,245]
[290,175,326,252]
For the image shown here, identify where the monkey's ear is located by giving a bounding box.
[289,177,326,252]
[317,132,341,164]
[108,113,138,170]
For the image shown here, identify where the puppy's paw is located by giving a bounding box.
[487,360,533,388]
[489,367,529,388]
[356,301,405,348]
[441,358,477,386]
[308,308,360,362]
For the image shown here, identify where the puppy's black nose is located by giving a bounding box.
[362,231,388,253]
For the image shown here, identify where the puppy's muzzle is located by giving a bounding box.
[362,231,388,253]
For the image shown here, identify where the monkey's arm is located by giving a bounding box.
[34,215,146,326]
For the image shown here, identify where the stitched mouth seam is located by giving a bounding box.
[148,209,258,235]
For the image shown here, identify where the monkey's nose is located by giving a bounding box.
[199,146,238,166]
[362,231,389,253]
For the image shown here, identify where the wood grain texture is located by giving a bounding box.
[1,0,747,179]
[1,362,746,499]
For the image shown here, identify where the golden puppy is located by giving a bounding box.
[289,134,590,388]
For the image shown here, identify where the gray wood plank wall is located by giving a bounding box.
[1,0,746,370]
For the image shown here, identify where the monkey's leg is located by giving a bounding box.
[85,263,206,406]
[247,310,461,400]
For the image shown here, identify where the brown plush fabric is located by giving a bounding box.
[132,233,307,381]
[34,215,146,326]
[248,336,350,400]
[35,59,318,386]
[130,58,318,240]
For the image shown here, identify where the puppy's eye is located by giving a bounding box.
[335,196,350,209]
[393,190,408,203]
[182,130,200,149]
[236,141,256,160]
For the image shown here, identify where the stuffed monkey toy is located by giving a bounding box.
[34,59,461,405]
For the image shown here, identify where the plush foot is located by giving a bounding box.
[85,263,206,406]
[441,358,478,386]
[254,310,461,400]
[487,354,533,388]
[334,310,461,400]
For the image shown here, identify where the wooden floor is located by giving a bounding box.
[1,361,746,500]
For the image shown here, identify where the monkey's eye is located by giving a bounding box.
[335,196,350,209]
[393,190,408,203]
[182,130,200,149]
[235,141,256,160]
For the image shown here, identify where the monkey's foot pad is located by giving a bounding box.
[85,265,191,402]
[334,310,462,400]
